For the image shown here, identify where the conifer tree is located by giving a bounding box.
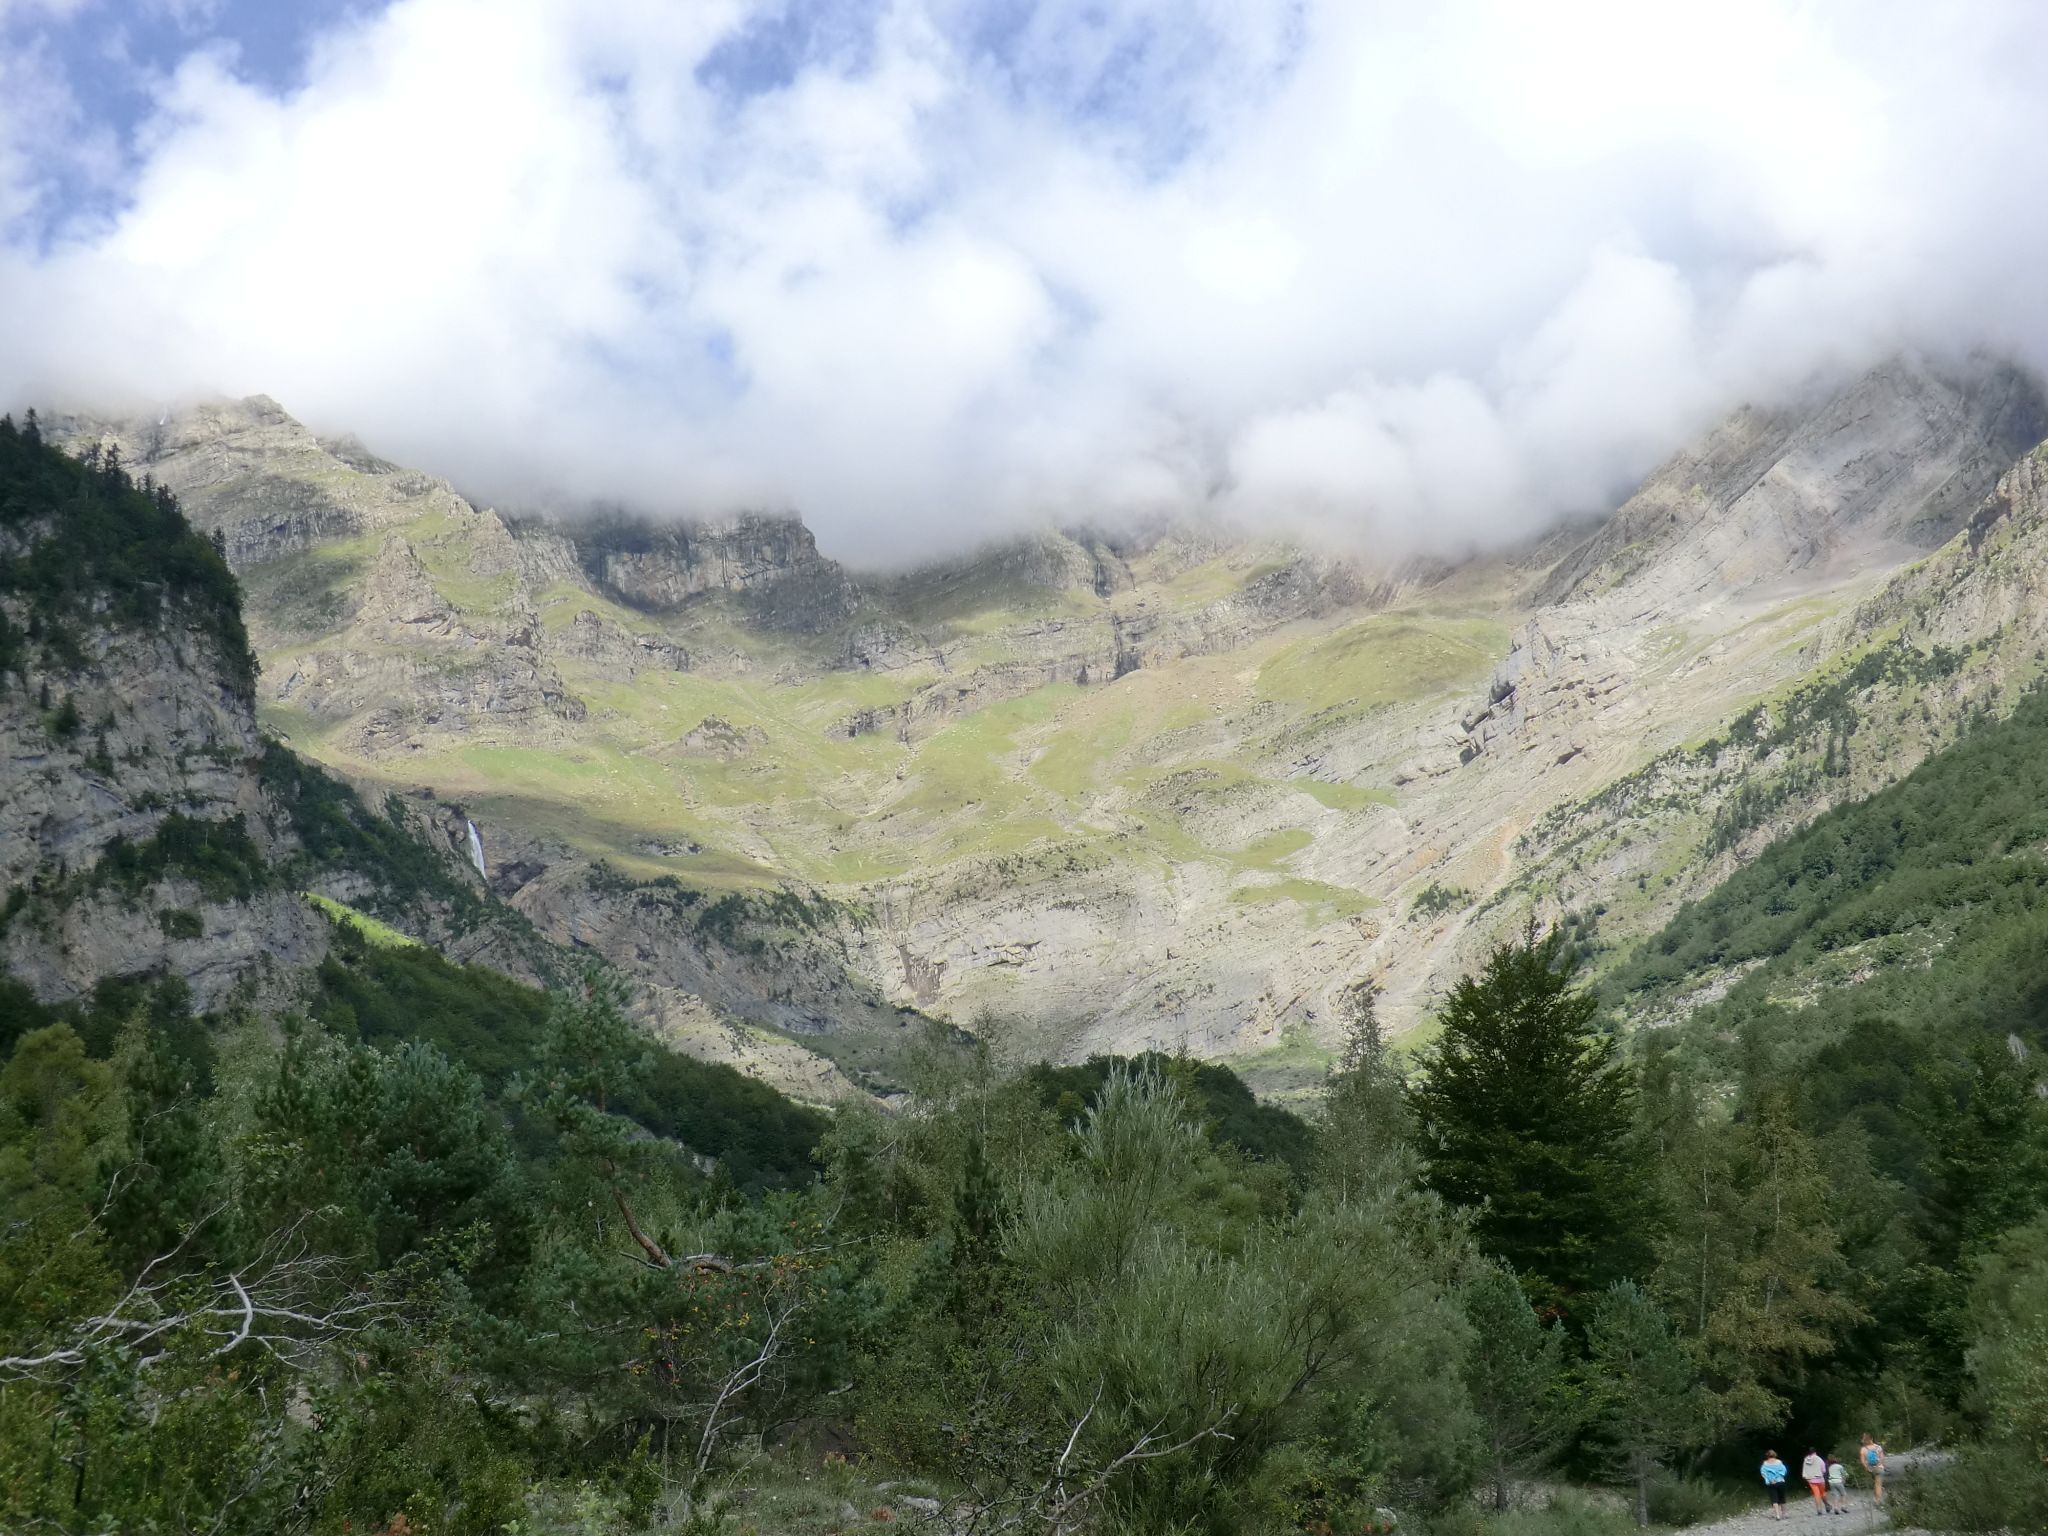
[1581,1280,1705,1528]
[1316,981,1415,1199]
[1464,1261,1569,1509]
[1409,930,1652,1313]
[1651,1082,1863,1429]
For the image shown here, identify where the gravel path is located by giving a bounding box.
[1685,1501,1917,1536]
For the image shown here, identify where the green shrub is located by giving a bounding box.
[1410,881,1471,920]
[90,813,268,903]
[1894,1448,2048,1533]
[156,907,203,940]
[1644,1473,1748,1527]
[44,692,80,740]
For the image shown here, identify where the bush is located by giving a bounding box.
[1893,1449,2048,1533]
[45,692,80,740]
[1410,882,1471,921]
[1644,1473,1748,1528]
[156,908,203,940]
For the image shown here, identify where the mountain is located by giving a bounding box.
[1533,357,2047,608]
[1492,427,2048,1003]
[0,411,562,1013]
[54,355,2048,1091]
[9,392,2048,1536]
[1607,679,2048,1036]
[0,417,845,1195]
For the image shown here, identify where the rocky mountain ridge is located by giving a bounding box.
[48,354,2048,1091]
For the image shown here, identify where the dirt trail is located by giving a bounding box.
[1683,1501,1917,1536]
[1684,1455,1946,1536]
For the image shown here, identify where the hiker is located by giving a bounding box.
[1860,1435,1885,1505]
[1761,1450,1790,1520]
[1826,1455,1848,1514]
[1802,1449,1828,1514]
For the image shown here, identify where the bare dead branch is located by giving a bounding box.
[962,1384,1239,1536]
[0,1219,395,1382]
[691,1293,802,1486]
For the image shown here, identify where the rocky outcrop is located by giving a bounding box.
[553,609,690,677]
[3,884,328,1012]
[1535,357,2048,609]
[58,396,459,567]
[505,864,913,1095]
[574,515,862,632]
[267,533,587,752]
[0,572,333,1009]
[674,716,767,758]
[1454,620,1627,766]
[0,617,272,895]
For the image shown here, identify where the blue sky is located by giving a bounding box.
[1,1,2045,560]
[5,0,372,246]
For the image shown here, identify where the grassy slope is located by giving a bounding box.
[252,501,1514,918]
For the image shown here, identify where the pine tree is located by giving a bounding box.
[1316,981,1414,1199]
[1409,930,1652,1313]
[1581,1280,1705,1528]
[101,1015,222,1272]
[1464,1262,1569,1509]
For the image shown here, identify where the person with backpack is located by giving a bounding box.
[1761,1450,1790,1520]
[1860,1435,1885,1506]
[1802,1449,1828,1514]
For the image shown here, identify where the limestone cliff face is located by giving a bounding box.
[266,531,589,756]
[574,516,862,632]
[1535,358,2048,609]
[1439,439,2048,1027]
[0,568,329,1010]
[844,537,1429,743]
[1461,358,2047,771]
[0,616,262,895]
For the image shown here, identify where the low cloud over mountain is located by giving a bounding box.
[4,0,2048,560]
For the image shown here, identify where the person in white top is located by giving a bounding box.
[1802,1450,1828,1514]
[1826,1456,1848,1514]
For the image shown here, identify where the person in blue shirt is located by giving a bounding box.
[1761,1451,1790,1520]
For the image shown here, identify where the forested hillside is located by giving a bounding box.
[1611,683,2048,1040]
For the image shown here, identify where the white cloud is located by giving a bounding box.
[1,0,2046,562]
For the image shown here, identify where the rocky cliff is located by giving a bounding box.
[0,418,551,1020]
[45,356,2048,1092]
[0,420,326,1007]
[1534,357,2048,608]
[572,515,862,632]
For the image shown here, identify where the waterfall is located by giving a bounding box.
[466,819,486,878]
